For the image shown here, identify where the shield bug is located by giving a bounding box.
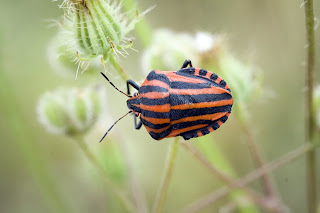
[100,59,233,142]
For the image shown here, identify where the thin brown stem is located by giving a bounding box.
[152,138,179,213]
[304,0,317,212]
[181,142,287,213]
[182,143,314,213]
[236,108,278,199]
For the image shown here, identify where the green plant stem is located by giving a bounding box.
[236,107,278,200]
[74,137,137,213]
[181,142,287,213]
[152,138,179,213]
[182,143,314,213]
[109,54,131,82]
[304,1,317,213]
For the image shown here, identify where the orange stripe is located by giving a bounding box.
[225,84,230,89]
[205,71,212,79]
[217,120,223,126]
[161,71,207,84]
[197,131,203,137]
[140,114,170,125]
[215,77,222,84]
[141,79,169,89]
[194,68,200,75]
[139,103,170,112]
[208,126,214,132]
[167,124,208,137]
[170,99,233,110]
[171,112,227,125]
[139,92,168,99]
[144,125,170,134]
[170,87,226,95]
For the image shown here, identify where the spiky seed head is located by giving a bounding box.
[37,86,106,136]
[57,0,140,64]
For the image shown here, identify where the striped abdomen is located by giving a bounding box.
[131,67,233,140]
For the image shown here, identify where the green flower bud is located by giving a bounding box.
[47,31,102,78]
[141,29,200,72]
[37,86,106,136]
[58,0,140,62]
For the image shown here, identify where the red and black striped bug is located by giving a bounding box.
[100,59,233,142]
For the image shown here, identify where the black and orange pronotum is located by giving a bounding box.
[100,59,233,142]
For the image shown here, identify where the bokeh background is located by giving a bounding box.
[1,0,320,213]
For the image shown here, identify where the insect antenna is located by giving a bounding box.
[100,72,131,97]
[99,111,132,143]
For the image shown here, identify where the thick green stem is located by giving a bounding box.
[74,137,137,213]
[109,54,131,82]
[304,1,317,213]
[152,138,179,213]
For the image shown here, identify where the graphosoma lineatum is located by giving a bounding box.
[100,59,233,142]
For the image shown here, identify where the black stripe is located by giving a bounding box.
[199,69,207,76]
[140,97,169,106]
[149,126,172,140]
[139,86,168,93]
[171,105,232,121]
[219,80,226,87]
[201,128,210,135]
[177,68,195,75]
[172,120,212,129]
[170,81,212,89]
[140,118,170,129]
[146,70,170,84]
[210,73,218,80]
[176,71,221,87]
[180,115,230,140]
[170,93,232,106]
[141,110,171,119]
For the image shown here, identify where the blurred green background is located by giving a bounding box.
[1,0,320,213]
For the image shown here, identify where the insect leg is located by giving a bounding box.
[127,80,140,95]
[181,59,193,69]
[134,115,143,129]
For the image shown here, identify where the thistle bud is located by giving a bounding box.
[37,86,106,136]
[57,0,140,64]
[47,31,101,78]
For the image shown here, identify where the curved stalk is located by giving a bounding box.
[152,138,179,213]
[304,1,317,213]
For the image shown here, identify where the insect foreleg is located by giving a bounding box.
[127,80,140,95]
[134,115,143,130]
